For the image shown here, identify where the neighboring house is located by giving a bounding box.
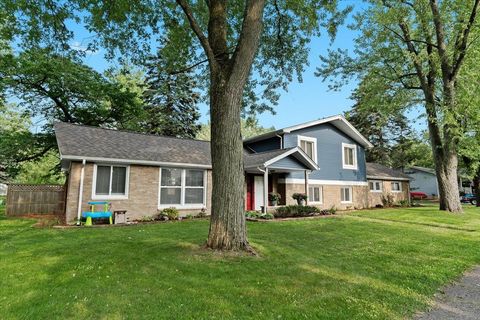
[366,163,410,207]
[54,115,410,224]
[0,183,7,196]
[405,166,439,198]
[406,166,474,198]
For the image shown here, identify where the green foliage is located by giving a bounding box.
[197,208,207,218]
[318,1,480,210]
[14,151,65,184]
[397,200,410,208]
[292,193,308,201]
[143,51,201,138]
[1,0,350,117]
[268,192,281,202]
[260,213,274,220]
[275,205,320,218]
[345,102,433,169]
[159,207,179,220]
[381,193,395,208]
[245,211,261,219]
[0,49,146,181]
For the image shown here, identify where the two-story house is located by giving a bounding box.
[54,115,409,223]
[243,115,373,211]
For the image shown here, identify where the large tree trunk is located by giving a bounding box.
[206,70,249,250]
[201,0,266,251]
[473,168,480,207]
[434,151,462,211]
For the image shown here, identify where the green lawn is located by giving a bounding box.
[1,205,480,319]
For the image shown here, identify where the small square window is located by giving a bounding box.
[369,181,383,192]
[391,182,402,192]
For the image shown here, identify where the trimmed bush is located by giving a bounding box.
[159,207,179,220]
[274,205,320,218]
[260,213,274,220]
[245,211,261,219]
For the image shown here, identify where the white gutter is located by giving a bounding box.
[62,155,211,169]
[76,159,86,226]
[275,134,284,149]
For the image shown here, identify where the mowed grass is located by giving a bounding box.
[1,204,480,319]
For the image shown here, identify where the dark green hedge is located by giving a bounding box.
[274,205,320,218]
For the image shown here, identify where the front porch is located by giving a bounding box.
[243,147,319,213]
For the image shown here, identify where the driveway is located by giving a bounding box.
[415,266,480,320]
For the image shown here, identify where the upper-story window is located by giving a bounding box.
[342,143,357,170]
[297,135,317,163]
[93,164,129,199]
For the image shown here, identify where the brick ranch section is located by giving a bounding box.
[66,162,213,222]
[66,162,374,223]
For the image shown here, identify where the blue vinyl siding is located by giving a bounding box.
[245,136,281,153]
[283,123,367,181]
[269,156,306,170]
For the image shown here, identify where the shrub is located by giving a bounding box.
[159,207,179,220]
[185,214,194,219]
[197,208,207,218]
[260,213,274,220]
[397,200,410,207]
[268,192,281,201]
[245,211,261,219]
[140,216,154,222]
[274,205,320,218]
[292,193,308,201]
[328,206,337,215]
[381,193,394,208]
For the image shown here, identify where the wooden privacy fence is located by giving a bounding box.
[6,184,66,216]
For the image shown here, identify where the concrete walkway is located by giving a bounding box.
[415,266,480,320]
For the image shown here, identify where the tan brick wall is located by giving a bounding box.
[367,180,410,207]
[282,183,369,210]
[66,162,212,223]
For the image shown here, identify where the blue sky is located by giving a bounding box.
[66,2,425,132]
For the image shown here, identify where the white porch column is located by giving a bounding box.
[263,167,269,213]
[304,170,309,205]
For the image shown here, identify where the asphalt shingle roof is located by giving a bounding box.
[244,148,295,168]
[366,162,410,180]
[54,122,212,166]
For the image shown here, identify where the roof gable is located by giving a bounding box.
[244,114,373,148]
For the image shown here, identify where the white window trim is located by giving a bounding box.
[297,135,317,163]
[369,180,383,193]
[308,185,323,204]
[340,186,353,203]
[391,181,403,193]
[92,164,130,200]
[342,143,358,170]
[158,168,207,209]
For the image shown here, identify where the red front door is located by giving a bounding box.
[246,175,254,211]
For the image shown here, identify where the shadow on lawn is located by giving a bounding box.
[348,215,479,232]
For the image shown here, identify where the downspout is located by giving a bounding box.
[76,159,86,226]
[275,134,284,149]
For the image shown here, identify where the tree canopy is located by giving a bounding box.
[318,0,480,212]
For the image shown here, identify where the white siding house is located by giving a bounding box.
[405,166,439,198]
